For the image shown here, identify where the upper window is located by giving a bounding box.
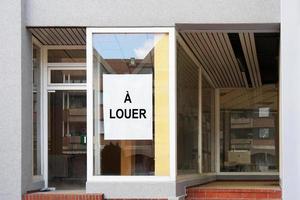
[47,49,86,86]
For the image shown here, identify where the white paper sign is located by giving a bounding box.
[103,74,153,140]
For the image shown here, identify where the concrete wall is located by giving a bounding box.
[21,0,34,195]
[0,0,22,199]
[0,0,283,199]
[281,0,300,199]
[0,0,33,199]
[25,0,279,27]
[87,181,176,199]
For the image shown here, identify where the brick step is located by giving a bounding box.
[23,193,167,200]
[186,188,282,200]
[23,192,104,200]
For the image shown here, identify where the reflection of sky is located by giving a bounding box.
[93,34,161,59]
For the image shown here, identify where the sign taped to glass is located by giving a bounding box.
[103,74,153,140]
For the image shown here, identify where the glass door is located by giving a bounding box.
[48,90,87,189]
[45,47,87,189]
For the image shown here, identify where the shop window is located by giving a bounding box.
[92,33,170,176]
[176,44,216,175]
[202,75,215,173]
[177,44,199,175]
[219,86,279,172]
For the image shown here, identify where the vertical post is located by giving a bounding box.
[154,34,170,176]
[169,28,177,180]
[86,28,94,180]
[198,67,202,173]
[215,89,220,173]
[42,47,48,188]
[210,89,215,172]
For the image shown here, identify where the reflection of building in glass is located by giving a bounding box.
[92,33,168,176]
[220,86,279,172]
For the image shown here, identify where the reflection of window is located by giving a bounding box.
[92,33,169,176]
[259,128,270,139]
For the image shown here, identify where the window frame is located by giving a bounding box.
[47,64,86,86]
[41,45,87,188]
[86,27,176,182]
[32,37,44,184]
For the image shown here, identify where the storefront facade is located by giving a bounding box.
[0,0,298,199]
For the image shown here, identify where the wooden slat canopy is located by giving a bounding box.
[29,27,86,45]
[29,28,267,89]
[179,32,264,88]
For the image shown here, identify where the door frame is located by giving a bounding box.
[30,37,45,191]
[41,45,86,188]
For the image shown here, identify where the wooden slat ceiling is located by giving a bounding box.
[220,85,278,110]
[30,28,264,89]
[239,33,262,87]
[180,32,262,88]
[29,27,86,45]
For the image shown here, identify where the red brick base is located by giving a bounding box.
[23,193,104,200]
[186,188,282,200]
[23,185,281,200]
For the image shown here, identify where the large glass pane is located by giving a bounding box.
[220,85,279,172]
[202,75,215,173]
[48,91,86,189]
[177,44,199,175]
[33,45,41,175]
[92,33,169,176]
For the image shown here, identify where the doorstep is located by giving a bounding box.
[23,190,104,200]
[185,181,281,200]
[23,191,168,200]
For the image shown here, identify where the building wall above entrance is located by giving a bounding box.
[25,0,279,27]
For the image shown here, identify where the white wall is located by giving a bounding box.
[0,1,33,199]
[281,0,300,199]
[25,0,279,27]
[21,0,35,194]
[0,0,22,199]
